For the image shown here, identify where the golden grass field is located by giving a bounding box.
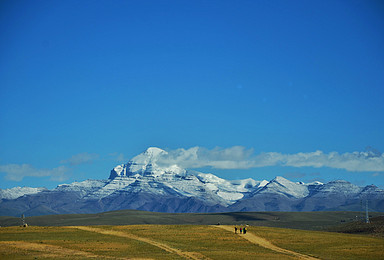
[0,225,383,259]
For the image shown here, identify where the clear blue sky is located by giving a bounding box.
[1,0,383,189]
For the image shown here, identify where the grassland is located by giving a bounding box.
[252,226,384,260]
[1,224,383,259]
[1,210,382,231]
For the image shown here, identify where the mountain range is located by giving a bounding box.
[1,147,383,216]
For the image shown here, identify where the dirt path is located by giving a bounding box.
[70,226,210,260]
[0,241,134,259]
[215,225,318,260]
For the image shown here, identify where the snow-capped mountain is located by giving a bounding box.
[253,176,310,198]
[1,147,383,216]
[59,147,266,207]
[0,187,48,200]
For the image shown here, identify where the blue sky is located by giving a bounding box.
[1,0,384,189]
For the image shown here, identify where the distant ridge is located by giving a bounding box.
[1,147,383,216]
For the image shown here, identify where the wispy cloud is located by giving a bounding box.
[0,152,99,182]
[157,146,256,169]
[258,150,384,172]
[0,164,70,182]
[60,152,99,166]
[156,146,384,172]
[3,147,382,182]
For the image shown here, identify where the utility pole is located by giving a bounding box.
[360,199,363,222]
[365,200,370,224]
[21,214,26,227]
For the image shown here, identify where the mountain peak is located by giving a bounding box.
[262,176,309,198]
[271,176,291,184]
[131,147,167,165]
[143,147,167,157]
[109,147,184,179]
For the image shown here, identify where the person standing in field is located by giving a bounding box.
[240,227,242,234]
[234,226,237,233]
[243,226,247,234]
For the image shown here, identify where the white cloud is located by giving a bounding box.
[60,152,99,166]
[258,151,384,172]
[157,146,256,169]
[156,147,384,172]
[0,152,98,182]
[0,164,70,182]
[2,147,382,182]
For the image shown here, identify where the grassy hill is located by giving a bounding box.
[1,210,382,231]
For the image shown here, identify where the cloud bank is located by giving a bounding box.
[0,152,99,182]
[2,147,382,182]
[0,164,70,182]
[157,146,256,169]
[156,146,384,172]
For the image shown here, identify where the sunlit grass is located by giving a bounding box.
[110,225,290,259]
[0,225,383,259]
[252,226,384,260]
[0,226,176,259]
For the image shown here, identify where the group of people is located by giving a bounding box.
[234,226,247,234]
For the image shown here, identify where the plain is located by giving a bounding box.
[0,224,383,259]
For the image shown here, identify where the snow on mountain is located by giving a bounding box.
[311,180,362,198]
[55,179,108,198]
[0,148,303,207]
[0,187,47,200]
[49,148,260,206]
[228,178,262,189]
[110,147,185,178]
[255,176,309,198]
[305,181,324,186]
[103,147,263,205]
[194,173,254,203]
[359,185,384,200]
[1,147,383,216]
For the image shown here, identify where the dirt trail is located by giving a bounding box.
[70,226,210,260]
[0,241,135,259]
[215,225,318,260]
